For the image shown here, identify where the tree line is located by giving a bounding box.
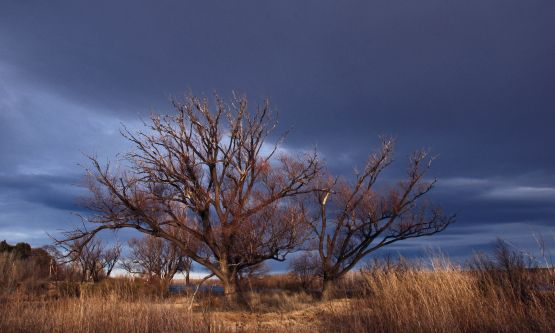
[1,237,193,293]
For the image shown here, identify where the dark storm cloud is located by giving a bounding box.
[1,0,553,178]
[0,0,554,257]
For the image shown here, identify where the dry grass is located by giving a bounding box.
[1,257,554,332]
[322,263,555,333]
[0,289,323,332]
[0,296,231,333]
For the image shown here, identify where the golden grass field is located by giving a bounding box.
[1,260,554,333]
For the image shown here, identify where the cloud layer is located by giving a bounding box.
[0,1,554,263]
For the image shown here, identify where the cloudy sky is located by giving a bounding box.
[1,1,554,267]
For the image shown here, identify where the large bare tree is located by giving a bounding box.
[309,139,454,297]
[61,94,319,299]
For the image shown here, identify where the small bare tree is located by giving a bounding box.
[122,235,192,286]
[289,252,321,290]
[237,262,270,293]
[308,139,454,297]
[69,238,121,282]
[60,94,320,300]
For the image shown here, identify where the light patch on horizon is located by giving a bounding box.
[438,176,555,202]
[482,186,555,202]
[440,177,494,188]
[0,229,47,243]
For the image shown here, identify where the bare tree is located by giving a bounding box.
[60,94,320,300]
[239,262,271,290]
[308,139,454,297]
[69,238,121,282]
[102,244,121,278]
[289,252,321,290]
[122,235,192,286]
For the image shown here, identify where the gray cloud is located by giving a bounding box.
[0,173,84,211]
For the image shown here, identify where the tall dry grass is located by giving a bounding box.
[0,295,232,333]
[1,249,554,332]
[322,260,555,333]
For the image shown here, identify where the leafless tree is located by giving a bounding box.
[308,138,454,297]
[60,94,320,300]
[237,261,270,292]
[69,238,121,282]
[122,235,192,285]
[289,251,321,290]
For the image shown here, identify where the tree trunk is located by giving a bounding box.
[160,278,171,297]
[185,270,190,285]
[321,277,334,299]
[222,277,238,303]
[220,269,246,305]
[218,258,244,304]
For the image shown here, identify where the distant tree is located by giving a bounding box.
[0,241,56,294]
[29,248,54,279]
[0,240,33,259]
[307,139,454,297]
[122,235,192,286]
[102,244,121,278]
[237,262,270,292]
[69,238,121,282]
[42,245,63,280]
[289,252,321,290]
[59,94,319,301]
[0,240,10,253]
[13,243,32,259]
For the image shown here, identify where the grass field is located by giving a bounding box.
[1,257,554,333]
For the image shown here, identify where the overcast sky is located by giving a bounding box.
[1,1,554,267]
